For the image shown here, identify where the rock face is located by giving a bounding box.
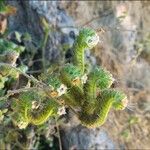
[7,0,76,63]
[61,126,115,149]
[7,1,150,149]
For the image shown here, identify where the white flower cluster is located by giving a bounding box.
[49,84,67,98]
[81,74,88,84]
[86,33,99,48]
[57,84,67,97]
[57,106,66,116]
[17,121,28,129]
[32,101,40,109]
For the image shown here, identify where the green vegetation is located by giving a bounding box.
[0,27,128,128]
[0,1,128,148]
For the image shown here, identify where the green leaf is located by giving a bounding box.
[22,32,32,42]
[18,65,28,73]
[14,31,22,43]
[0,39,25,54]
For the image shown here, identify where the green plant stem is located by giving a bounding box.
[73,45,85,74]
[41,29,50,73]
[0,63,46,87]
[0,87,38,101]
[0,63,78,115]
[55,117,62,150]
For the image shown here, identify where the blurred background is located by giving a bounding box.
[4,1,150,149]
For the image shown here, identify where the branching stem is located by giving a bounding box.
[0,87,38,101]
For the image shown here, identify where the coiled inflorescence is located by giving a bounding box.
[1,28,127,129]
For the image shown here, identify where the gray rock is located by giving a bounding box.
[61,126,115,149]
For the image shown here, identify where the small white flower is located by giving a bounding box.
[49,85,54,91]
[57,106,66,116]
[81,74,88,84]
[112,77,115,82]
[57,84,67,96]
[18,121,28,129]
[108,77,115,87]
[32,101,40,109]
[86,33,99,48]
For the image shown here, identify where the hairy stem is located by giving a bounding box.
[79,98,113,128]
[84,67,113,101]
[79,90,124,127]
[0,87,38,101]
[59,71,84,106]
[73,43,85,74]
[27,100,58,125]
